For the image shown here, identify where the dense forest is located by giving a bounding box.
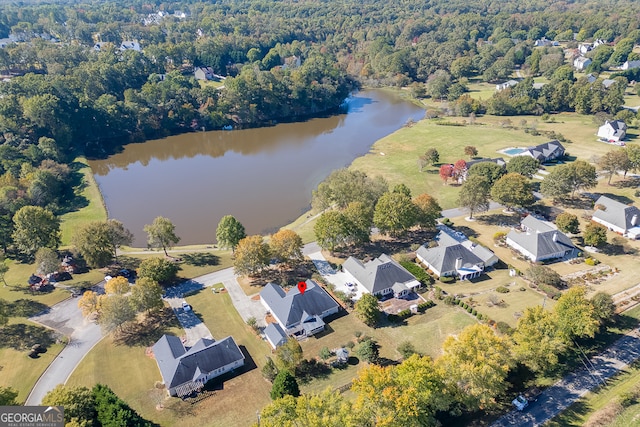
[1,0,640,259]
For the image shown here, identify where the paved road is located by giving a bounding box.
[441,202,502,219]
[491,329,640,426]
[26,294,104,405]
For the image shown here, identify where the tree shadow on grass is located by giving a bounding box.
[477,213,521,227]
[10,299,49,317]
[295,359,332,384]
[180,253,219,267]
[612,177,640,189]
[114,307,180,347]
[0,323,56,350]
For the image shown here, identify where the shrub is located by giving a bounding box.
[345,341,356,349]
[525,265,563,288]
[466,307,473,313]
[434,287,443,300]
[417,301,435,312]
[458,299,464,306]
[441,218,453,226]
[496,321,513,335]
[400,261,433,285]
[397,309,412,318]
[443,295,456,305]
[585,257,600,266]
[496,286,510,293]
[397,341,418,359]
[472,309,477,316]
[493,231,507,242]
[462,303,469,309]
[354,331,362,339]
[520,287,526,291]
[440,276,455,283]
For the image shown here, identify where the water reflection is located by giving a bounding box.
[89,90,424,245]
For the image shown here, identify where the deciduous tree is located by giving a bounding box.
[354,293,381,327]
[35,247,58,276]
[458,175,490,219]
[425,148,439,166]
[42,385,96,426]
[343,201,373,245]
[555,286,599,340]
[72,220,133,268]
[356,337,380,364]
[598,149,631,184]
[104,276,130,295]
[314,211,350,252]
[12,205,60,260]
[78,290,99,317]
[413,193,441,229]
[269,229,303,267]
[144,216,180,256]
[467,162,506,186]
[373,190,419,236]
[312,169,388,210]
[260,389,351,427]
[0,386,18,406]
[275,338,304,372]
[137,257,179,284]
[591,292,615,326]
[584,222,608,247]
[97,294,135,332]
[490,173,534,211]
[464,146,478,159]
[233,235,270,276]
[525,265,563,288]
[439,164,454,184]
[512,306,565,374]
[216,215,246,251]
[540,161,597,199]
[270,370,300,400]
[556,212,580,234]
[130,277,163,313]
[506,155,540,178]
[437,324,512,410]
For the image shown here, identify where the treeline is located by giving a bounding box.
[257,287,615,427]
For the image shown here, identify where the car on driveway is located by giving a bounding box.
[512,395,528,411]
[182,301,192,312]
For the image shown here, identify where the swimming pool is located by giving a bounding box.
[503,147,526,156]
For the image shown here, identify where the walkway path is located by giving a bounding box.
[491,327,640,426]
[26,288,105,405]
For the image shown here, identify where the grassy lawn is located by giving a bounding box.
[59,157,108,247]
[0,318,65,403]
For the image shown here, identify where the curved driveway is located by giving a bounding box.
[26,295,104,405]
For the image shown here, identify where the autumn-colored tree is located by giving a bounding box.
[413,193,441,229]
[452,159,467,181]
[598,149,631,184]
[555,286,599,340]
[439,164,454,184]
[97,294,135,332]
[512,306,565,374]
[137,257,179,284]
[259,389,352,427]
[464,145,478,159]
[269,229,303,267]
[437,324,512,410]
[555,212,580,234]
[233,235,270,276]
[104,276,130,295]
[584,222,608,247]
[77,290,99,317]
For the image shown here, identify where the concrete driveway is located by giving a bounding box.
[164,292,212,347]
[26,292,104,405]
[307,251,366,300]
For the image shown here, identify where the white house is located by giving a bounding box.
[260,280,339,341]
[120,40,141,51]
[506,216,577,262]
[416,225,499,280]
[597,120,627,143]
[621,60,640,70]
[573,56,592,71]
[342,254,420,298]
[592,195,640,239]
[496,80,519,91]
[152,335,245,397]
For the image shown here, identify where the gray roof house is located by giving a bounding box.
[516,140,565,163]
[416,225,499,280]
[573,56,592,71]
[263,322,287,349]
[260,280,339,340]
[597,120,627,143]
[506,216,576,262]
[153,335,245,397]
[342,254,420,298]
[592,195,640,239]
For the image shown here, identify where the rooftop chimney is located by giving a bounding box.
[455,257,462,270]
[552,232,558,242]
[632,214,638,226]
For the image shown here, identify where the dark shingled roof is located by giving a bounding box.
[342,254,418,294]
[153,335,244,389]
[260,280,338,329]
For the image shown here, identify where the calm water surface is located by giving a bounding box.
[89,89,424,245]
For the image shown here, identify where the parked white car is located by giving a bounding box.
[512,395,528,411]
[182,301,192,312]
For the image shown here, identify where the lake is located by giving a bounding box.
[89,89,425,246]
